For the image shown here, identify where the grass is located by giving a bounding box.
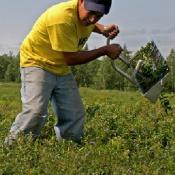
[0,83,175,174]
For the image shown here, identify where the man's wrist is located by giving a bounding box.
[94,23,105,34]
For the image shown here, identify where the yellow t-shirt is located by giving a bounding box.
[20,0,95,75]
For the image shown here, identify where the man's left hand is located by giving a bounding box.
[102,24,120,39]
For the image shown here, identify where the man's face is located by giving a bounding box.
[78,0,103,26]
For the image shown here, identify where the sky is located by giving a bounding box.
[0,0,175,57]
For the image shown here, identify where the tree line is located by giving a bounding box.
[0,46,175,92]
[0,52,20,82]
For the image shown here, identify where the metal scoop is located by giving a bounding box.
[107,38,169,102]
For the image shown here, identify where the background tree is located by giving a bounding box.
[0,54,11,80]
[0,52,20,82]
[4,55,20,82]
[166,49,175,91]
[71,44,100,87]
[119,44,135,90]
[93,56,126,90]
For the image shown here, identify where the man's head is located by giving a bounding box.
[84,0,112,15]
[78,0,112,26]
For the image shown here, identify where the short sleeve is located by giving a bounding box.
[47,22,78,52]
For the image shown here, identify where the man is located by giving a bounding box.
[5,0,122,144]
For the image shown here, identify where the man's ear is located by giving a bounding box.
[79,0,84,6]
[78,0,85,14]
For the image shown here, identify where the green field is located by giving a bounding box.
[0,83,175,175]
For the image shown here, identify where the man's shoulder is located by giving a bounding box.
[47,0,77,21]
[52,0,77,10]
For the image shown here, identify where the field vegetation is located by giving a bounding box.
[0,83,175,174]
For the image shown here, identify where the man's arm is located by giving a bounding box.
[63,44,122,66]
[93,23,105,34]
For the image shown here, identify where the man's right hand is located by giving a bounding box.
[106,44,123,60]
